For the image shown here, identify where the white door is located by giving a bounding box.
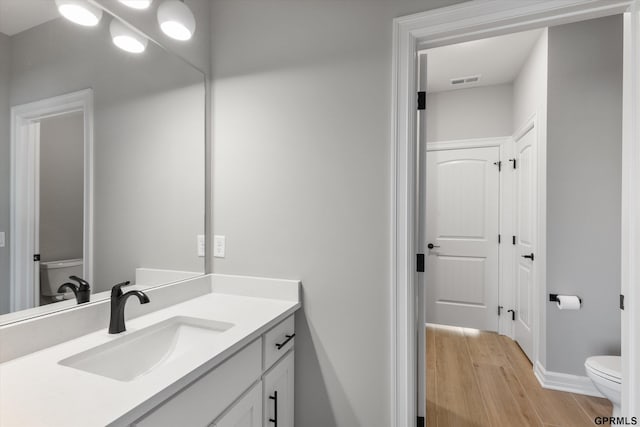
[263,351,294,427]
[213,382,262,427]
[426,146,500,331]
[513,126,536,361]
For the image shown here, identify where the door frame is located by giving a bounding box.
[10,89,94,311]
[390,1,638,425]
[422,136,513,338]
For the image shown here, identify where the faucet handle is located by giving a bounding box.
[69,275,90,290]
[111,281,131,297]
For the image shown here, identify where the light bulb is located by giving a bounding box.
[110,19,148,54]
[55,0,103,27]
[157,0,195,41]
[118,0,153,10]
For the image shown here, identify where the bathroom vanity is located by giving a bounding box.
[0,274,300,427]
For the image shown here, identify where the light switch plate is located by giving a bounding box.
[197,234,205,257]
[213,235,226,258]
[0,232,4,248]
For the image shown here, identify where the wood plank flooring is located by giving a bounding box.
[426,325,612,427]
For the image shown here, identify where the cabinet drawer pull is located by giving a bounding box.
[269,391,278,426]
[275,334,295,350]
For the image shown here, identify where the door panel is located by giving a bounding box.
[514,126,536,361]
[437,160,487,239]
[426,146,500,332]
[436,256,486,305]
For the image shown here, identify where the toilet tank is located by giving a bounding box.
[40,259,84,297]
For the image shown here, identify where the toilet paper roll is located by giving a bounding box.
[556,295,581,310]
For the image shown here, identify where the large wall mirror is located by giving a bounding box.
[0,1,205,324]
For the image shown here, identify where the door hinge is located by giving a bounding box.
[417,254,425,272]
[494,161,502,171]
[498,305,503,315]
[417,91,426,111]
[417,416,425,427]
[498,234,501,244]
[33,254,40,262]
[512,236,516,245]
[620,294,625,310]
[509,158,517,169]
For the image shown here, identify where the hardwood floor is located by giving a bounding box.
[426,325,612,427]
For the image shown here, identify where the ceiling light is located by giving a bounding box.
[157,0,196,41]
[118,0,154,10]
[110,19,148,54]
[55,0,103,27]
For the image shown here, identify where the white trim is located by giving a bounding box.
[533,361,604,398]
[621,2,640,416]
[426,136,511,151]
[10,89,94,312]
[513,119,535,143]
[391,1,636,425]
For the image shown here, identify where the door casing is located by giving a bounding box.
[391,1,639,425]
[10,89,94,311]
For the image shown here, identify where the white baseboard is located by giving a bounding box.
[534,361,604,398]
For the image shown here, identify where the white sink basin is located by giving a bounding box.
[59,316,234,382]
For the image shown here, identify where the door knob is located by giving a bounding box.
[427,243,440,249]
[522,253,534,261]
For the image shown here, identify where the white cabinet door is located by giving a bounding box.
[263,351,294,427]
[213,382,262,427]
[514,125,537,362]
[426,146,500,331]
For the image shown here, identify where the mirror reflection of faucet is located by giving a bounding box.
[57,276,91,304]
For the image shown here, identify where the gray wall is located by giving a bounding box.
[209,1,465,426]
[0,33,10,314]
[547,15,622,375]
[9,16,205,292]
[513,30,547,133]
[426,84,513,142]
[39,112,84,262]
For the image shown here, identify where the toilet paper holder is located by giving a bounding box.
[549,293,582,304]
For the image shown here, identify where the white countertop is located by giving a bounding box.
[0,290,300,427]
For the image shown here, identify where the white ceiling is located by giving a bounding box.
[424,28,544,93]
[0,0,59,37]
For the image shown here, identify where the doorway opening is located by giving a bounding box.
[418,26,545,359]
[10,89,94,312]
[390,2,638,425]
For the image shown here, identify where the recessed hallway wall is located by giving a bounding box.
[546,15,623,375]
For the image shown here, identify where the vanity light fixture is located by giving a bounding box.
[110,19,148,54]
[157,0,196,41]
[55,0,103,27]
[118,0,154,10]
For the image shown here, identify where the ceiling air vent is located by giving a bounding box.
[450,75,481,86]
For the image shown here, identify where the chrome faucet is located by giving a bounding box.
[58,275,91,304]
[108,281,150,334]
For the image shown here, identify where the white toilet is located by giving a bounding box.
[40,259,84,303]
[585,355,621,416]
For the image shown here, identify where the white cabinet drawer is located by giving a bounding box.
[134,339,262,427]
[263,315,295,370]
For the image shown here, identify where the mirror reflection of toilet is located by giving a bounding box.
[585,356,621,416]
[39,259,83,304]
